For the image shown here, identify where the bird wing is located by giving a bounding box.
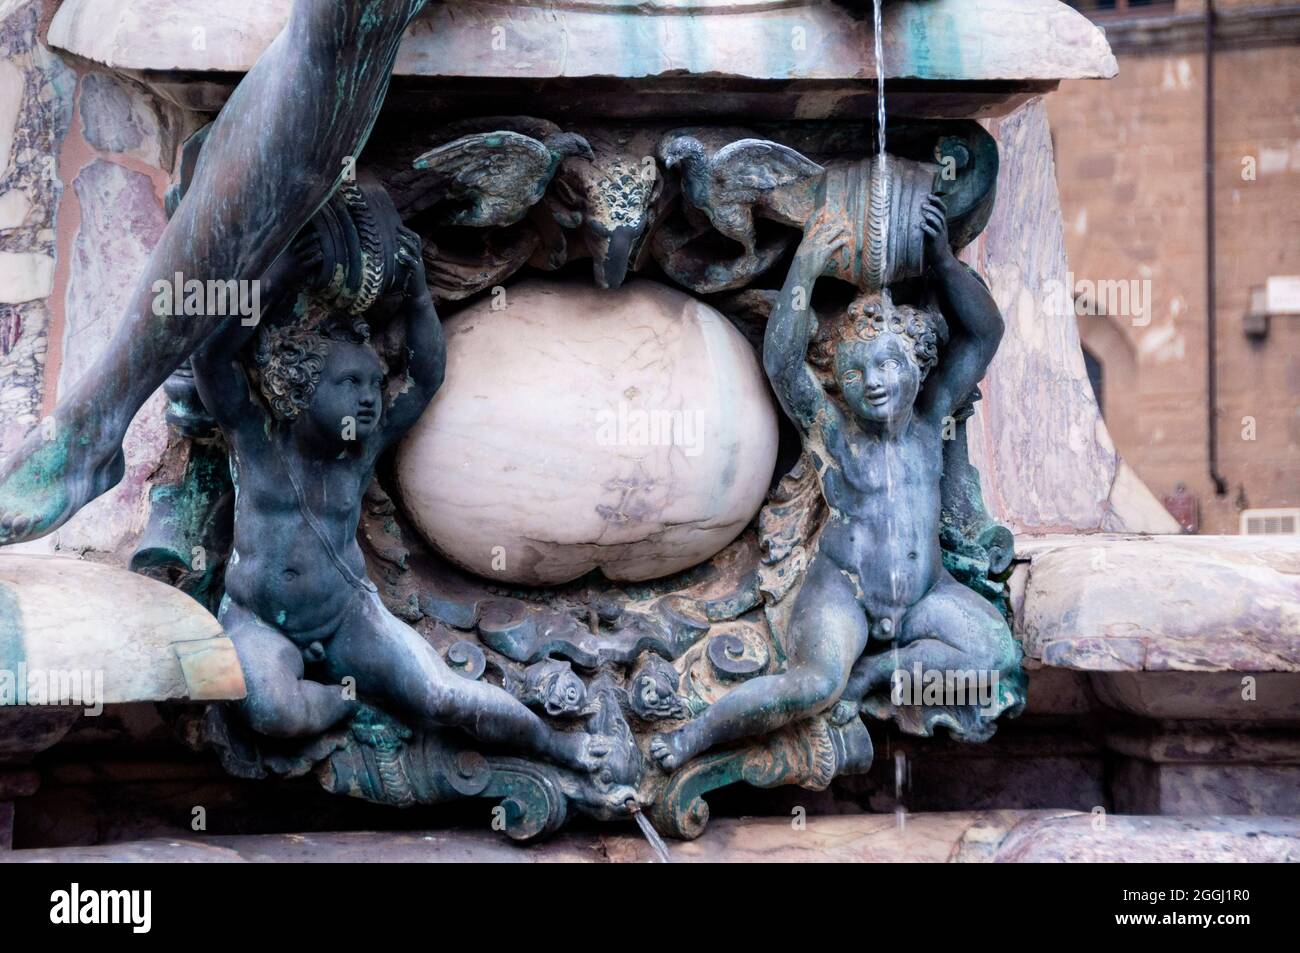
[411,131,555,228]
[708,139,824,224]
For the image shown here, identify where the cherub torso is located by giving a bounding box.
[809,412,944,634]
[224,433,379,642]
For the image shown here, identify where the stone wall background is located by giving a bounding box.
[0,0,68,476]
[0,0,190,557]
[1049,16,1300,534]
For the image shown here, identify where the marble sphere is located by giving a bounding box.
[396,279,780,586]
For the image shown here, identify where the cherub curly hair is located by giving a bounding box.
[840,293,944,381]
[252,314,377,421]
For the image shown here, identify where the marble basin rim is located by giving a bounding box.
[48,0,1117,118]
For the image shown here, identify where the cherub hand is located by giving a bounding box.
[262,228,326,300]
[394,225,428,297]
[920,193,952,267]
[798,214,850,275]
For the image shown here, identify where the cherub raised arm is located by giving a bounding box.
[652,194,1020,771]
[913,195,1006,423]
[761,211,850,434]
[190,224,632,803]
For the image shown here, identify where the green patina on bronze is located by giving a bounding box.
[0,434,72,541]
[131,441,235,615]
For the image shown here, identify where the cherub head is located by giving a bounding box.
[831,292,942,428]
[253,314,387,443]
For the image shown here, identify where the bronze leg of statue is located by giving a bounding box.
[651,555,870,771]
[0,0,428,545]
[325,592,614,779]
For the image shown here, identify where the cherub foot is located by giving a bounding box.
[0,425,126,546]
[650,727,702,772]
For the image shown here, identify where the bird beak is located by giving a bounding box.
[586,219,645,290]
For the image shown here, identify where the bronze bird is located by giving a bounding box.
[659,135,825,257]
[411,130,594,229]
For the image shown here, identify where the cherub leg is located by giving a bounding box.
[0,0,429,545]
[847,571,1018,699]
[325,594,611,776]
[226,612,356,739]
[651,557,869,771]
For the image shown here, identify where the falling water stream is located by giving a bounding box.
[623,0,901,864]
[874,0,909,834]
[894,751,908,831]
[629,800,672,863]
[872,0,902,644]
[873,0,890,289]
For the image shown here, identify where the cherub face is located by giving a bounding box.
[303,341,385,441]
[834,333,921,428]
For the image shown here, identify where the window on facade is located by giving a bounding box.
[1066,0,1176,16]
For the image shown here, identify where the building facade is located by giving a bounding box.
[1050,0,1300,534]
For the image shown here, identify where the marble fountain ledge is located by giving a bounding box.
[1011,534,1300,675]
[0,553,245,708]
[48,0,1117,101]
[1008,531,1300,763]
